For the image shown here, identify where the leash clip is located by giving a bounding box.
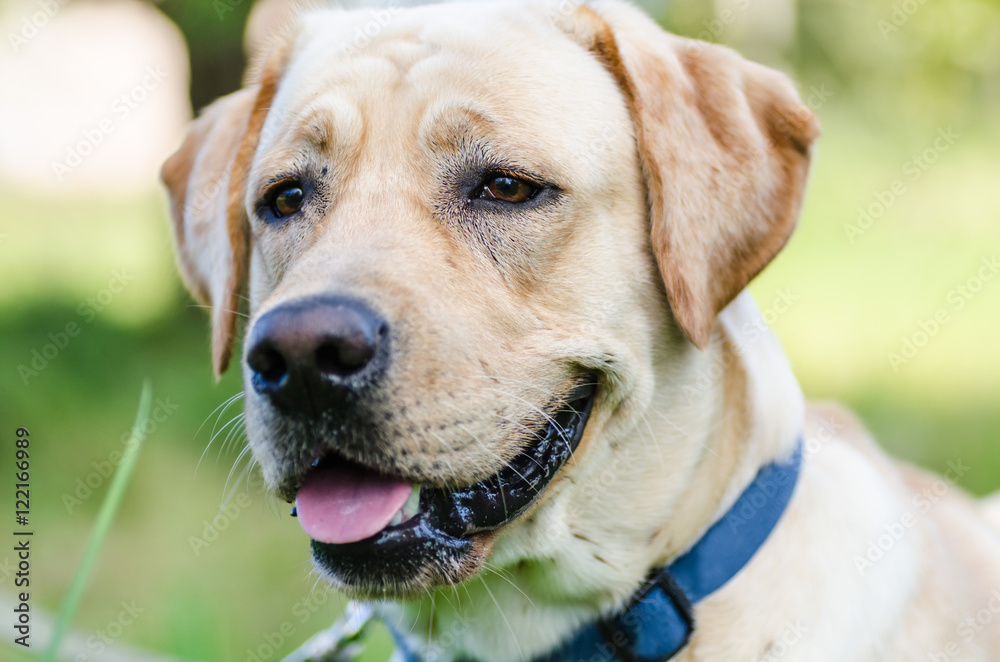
[282,601,374,662]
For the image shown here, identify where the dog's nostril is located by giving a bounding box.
[315,335,376,378]
[248,345,288,386]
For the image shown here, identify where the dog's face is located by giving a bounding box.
[163,1,818,600]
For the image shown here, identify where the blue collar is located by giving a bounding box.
[392,440,804,662]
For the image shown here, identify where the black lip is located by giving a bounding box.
[309,382,597,587]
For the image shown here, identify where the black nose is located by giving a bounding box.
[245,297,388,416]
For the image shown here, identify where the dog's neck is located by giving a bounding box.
[384,292,805,662]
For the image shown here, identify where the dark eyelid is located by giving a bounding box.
[258,176,302,201]
[482,168,545,188]
[470,169,555,200]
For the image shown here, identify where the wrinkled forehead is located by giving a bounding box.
[258,2,635,178]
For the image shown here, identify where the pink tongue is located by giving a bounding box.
[295,462,413,545]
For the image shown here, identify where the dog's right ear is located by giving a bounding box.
[560,2,819,349]
[161,38,292,378]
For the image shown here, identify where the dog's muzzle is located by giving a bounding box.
[244,295,597,593]
[300,382,595,593]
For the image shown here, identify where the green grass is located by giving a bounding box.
[43,382,153,662]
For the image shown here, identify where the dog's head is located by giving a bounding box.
[162,0,818,600]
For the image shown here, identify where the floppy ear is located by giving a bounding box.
[161,41,291,377]
[563,3,820,348]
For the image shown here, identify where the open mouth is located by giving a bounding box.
[293,381,596,592]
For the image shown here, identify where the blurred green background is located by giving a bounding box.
[0,0,998,660]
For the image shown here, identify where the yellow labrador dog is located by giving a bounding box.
[162,1,1000,660]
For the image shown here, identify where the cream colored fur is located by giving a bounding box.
[161,2,1000,660]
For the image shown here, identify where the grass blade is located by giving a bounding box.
[41,380,154,662]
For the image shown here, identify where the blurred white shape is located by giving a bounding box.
[0,0,192,194]
[246,0,312,58]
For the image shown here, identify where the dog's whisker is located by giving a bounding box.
[218,461,252,515]
[224,445,255,498]
[647,407,723,459]
[479,387,584,460]
[425,428,456,454]
[196,416,243,476]
[435,586,459,613]
[209,394,244,438]
[450,389,572,461]
[214,413,246,453]
[469,373,551,394]
[465,437,538,495]
[482,562,538,613]
[194,393,246,475]
[444,399,563,495]
[478,575,527,662]
[636,411,666,472]
[404,598,422,636]
[199,413,246,473]
[491,415,549,468]
[194,392,244,443]
[210,413,244,450]
[427,592,435,650]
[218,414,248,458]
[294,558,314,579]
[460,581,475,611]
[481,387,560,428]
[187,303,250,320]
[498,473,509,520]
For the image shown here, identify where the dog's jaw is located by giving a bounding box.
[273,383,598,599]
[383,293,806,662]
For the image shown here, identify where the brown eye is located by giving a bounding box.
[272,184,304,218]
[480,176,538,204]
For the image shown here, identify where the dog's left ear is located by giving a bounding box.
[562,3,820,348]
[161,38,293,377]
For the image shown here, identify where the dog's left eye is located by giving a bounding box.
[476,175,539,204]
[260,181,306,221]
[274,185,305,217]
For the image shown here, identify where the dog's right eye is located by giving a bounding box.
[259,181,306,221]
[475,174,540,205]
